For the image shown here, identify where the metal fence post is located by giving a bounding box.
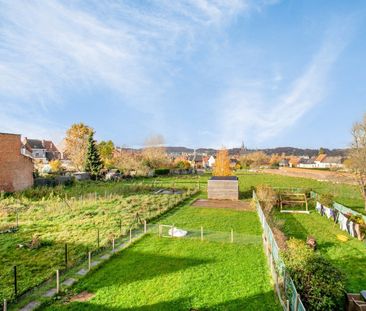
[3,299,7,311]
[64,243,68,268]
[13,266,17,298]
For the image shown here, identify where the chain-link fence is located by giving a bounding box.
[253,191,306,311]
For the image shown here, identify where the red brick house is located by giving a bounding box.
[0,133,34,192]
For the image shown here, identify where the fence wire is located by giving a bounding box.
[253,191,306,311]
[157,225,262,245]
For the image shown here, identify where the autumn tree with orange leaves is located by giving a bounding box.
[213,148,232,176]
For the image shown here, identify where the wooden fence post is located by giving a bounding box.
[3,299,7,311]
[294,293,299,311]
[112,238,115,251]
[97,229,100,249]
[144,220,147,233]
[56,270,60,294]
[88,252,91,271]
[201,226,203,241]
[129,228,132,243]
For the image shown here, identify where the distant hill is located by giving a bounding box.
[121,146,348,157]
[165,146,348,157]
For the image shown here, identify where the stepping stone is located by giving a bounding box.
[91,261,100,267]
[43,288,57,297]
[19,301,40,311]
[62,278,76,286]
[100,254,111,260]
[77,268,88,276]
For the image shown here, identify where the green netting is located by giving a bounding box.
[253,191,306,311]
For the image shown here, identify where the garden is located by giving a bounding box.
[0,182,197,304]
[39,201,280,311]
[1,171,366,310]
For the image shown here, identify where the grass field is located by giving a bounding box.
[41,203,280,311]
[0,187,195,302]
[2,170,365,308]
[274,211,366,292]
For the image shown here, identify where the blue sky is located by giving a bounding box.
[1,0,366,149]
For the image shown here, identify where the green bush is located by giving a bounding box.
[283,238,346,311]
[154,168,170,176]
[318,193,334,207]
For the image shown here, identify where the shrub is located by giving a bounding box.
[318,193,334,207]
[256,185,278,215]
[154,168,170,176]
[283,238,346,311]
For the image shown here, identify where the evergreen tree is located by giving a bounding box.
[84,132,103,179]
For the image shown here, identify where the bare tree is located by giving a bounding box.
[348,114,366,211]
[142,134,170,169]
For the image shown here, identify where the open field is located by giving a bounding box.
[0,186,196,303]
[274,210,366,293]
[263,167,356,185]
[41,203,280,311]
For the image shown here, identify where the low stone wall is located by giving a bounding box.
[207,179,239,201]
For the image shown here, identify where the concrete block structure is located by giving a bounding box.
[0,133,34,192]
[207,176,239,201]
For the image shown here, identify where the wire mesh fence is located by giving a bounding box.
[157,224,262,245]
[253,191,306,311]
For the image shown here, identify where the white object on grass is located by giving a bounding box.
[168,227,187,237]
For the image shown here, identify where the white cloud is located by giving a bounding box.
[1,0,271,142]
[216,25,351,148]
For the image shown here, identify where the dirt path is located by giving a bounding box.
[192,199,253,211]
[262,167,357,185]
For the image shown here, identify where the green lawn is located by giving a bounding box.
[41,205,280,311]
[274,210,366,292]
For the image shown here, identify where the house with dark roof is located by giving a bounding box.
[22,138,61,163]
[298,157,316,168]
[314,154,344,168]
